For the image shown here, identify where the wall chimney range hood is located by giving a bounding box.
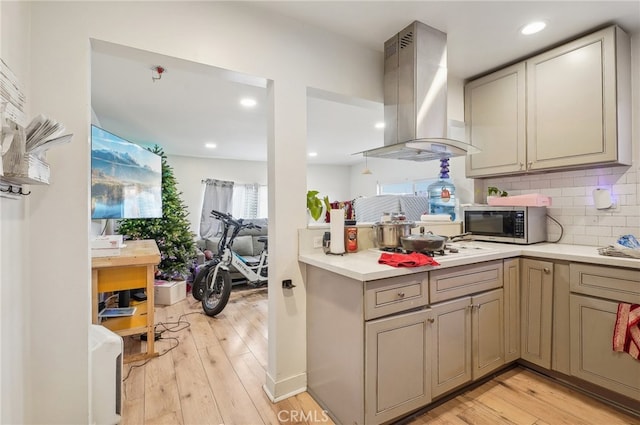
[360,21,479,161]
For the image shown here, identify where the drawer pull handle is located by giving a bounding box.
[397,292,405,298]
[427,318,435,323]
[543,267,550,273]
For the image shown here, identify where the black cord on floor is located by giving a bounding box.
[155,311,200,335]
[122,337,179,381]
[122,311,203,381]
[546,213,564,243]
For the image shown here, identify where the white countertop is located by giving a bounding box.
[298,242,640,281]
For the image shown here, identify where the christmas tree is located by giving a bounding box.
[117,145,196,279]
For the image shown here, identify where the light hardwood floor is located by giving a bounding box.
[122,285,639,425]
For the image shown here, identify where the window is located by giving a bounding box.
[232,184,268,219]
[379,179,436,196]
[379,182,413,195]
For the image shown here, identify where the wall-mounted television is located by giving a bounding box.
[91,125,162,219]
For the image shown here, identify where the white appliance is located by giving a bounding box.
[411,220,462,237]
[90,324,123,425]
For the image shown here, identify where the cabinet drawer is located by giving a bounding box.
[365,273,428,320]
[570,263,640,304]
[430,260,503,303]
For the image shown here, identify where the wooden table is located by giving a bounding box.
[92,239,160,363]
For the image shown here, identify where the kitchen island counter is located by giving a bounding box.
[299,242,640,281]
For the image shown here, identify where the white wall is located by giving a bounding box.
[0,2,30,423]
[21,1,381,421]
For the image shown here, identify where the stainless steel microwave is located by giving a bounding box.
[463,206,547,244]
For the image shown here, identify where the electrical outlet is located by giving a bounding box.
[313,236,323,248]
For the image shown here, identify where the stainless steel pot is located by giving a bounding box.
[374,221,416,248]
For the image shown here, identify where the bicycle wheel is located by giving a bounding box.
[191,263,214,301]
[202,269,232,316]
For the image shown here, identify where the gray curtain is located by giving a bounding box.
[200,179,234,239]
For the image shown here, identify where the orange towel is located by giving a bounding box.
[613,303,640,361]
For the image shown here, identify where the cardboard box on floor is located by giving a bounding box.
[154,279,186,305]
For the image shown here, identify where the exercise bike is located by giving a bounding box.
[192,210,268,316]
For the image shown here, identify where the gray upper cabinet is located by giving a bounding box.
[465,25,631,178]
[465,63,526,177]
[526,26,631,171]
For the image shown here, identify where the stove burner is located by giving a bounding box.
[379,247,406,253]
[381,247,447,257]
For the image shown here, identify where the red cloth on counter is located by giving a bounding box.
[378,252,440,268]
[613,303,640,361]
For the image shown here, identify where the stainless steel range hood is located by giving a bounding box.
[361,21,479,161]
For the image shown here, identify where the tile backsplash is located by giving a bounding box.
[479,164,639,247]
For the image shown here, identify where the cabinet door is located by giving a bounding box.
[520,259,553,368]
[431,298,472,398]
[465,63,526,177]
[503,258,520,363]
[552,263,571,375]
[473,289,505,380]
[365,309,431,425]
[570,294,640,400]
[526,26,627,170]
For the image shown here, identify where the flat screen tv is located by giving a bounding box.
[91,125,162,219]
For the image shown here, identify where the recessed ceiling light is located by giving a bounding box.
[308,152,318,157]
[205,143,217,149]
[521,21,546,35]
[374,122,385,129]
[240,98,257,108]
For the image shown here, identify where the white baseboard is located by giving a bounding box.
[263,371,307,402]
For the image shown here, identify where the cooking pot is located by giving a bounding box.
[374,221,416,248]
[400,232,474,253]
[400,233,447,253]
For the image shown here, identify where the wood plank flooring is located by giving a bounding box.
[122,285,639,425]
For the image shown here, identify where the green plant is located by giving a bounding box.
[117,145,196,280]
[488,186,508,197]
[306,190,331,221]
